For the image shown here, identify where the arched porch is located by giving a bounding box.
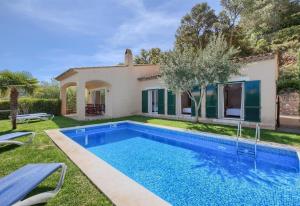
[60,80,112,120]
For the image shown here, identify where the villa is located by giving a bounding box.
[55,49,279,129]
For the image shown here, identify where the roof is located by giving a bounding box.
[138,53,276,81]
[55,53,276,81]
[55,63,158,81]
[137,73,161,81]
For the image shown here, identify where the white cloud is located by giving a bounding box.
[110,0,180,50]
[1,0,203,81]
[3,0,102,35]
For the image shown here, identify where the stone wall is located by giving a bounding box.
[279,91,300,116]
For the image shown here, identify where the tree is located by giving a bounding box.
[0,70,38,129]
[134,48,161,64]
[160,34,241,122]
[175,3,218,50]
[219,0,244,46]
[34,79,60,99]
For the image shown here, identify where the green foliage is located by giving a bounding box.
[269,25,300,52]
[255,38,271,53]
[277,49,300,91]
[161,34,241,121]
[175,3,218,49]
[0,98,61,119]
[33,80,60,99]
[134,48,162,64]
[0,70,38,96]
[67,87,76,113]
[277,79,300,92]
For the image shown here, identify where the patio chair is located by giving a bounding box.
[0,132,35,146]
[0,163,67,206]
[11,113,54,123]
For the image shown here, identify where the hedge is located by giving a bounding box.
[0,98,61,120]
[277,79,300,92]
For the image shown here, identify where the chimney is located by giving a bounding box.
[124,49,133,66]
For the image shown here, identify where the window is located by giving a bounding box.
[223,83,243,119]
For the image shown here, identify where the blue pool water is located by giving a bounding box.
[62,121,300,206]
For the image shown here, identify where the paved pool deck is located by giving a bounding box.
[45,128,171,206]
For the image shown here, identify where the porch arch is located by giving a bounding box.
[85,80,112,118]
[61,82,77,115]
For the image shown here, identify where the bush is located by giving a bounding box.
[277,79,300,92]
[0,100,10,120]
[0,98,61,120]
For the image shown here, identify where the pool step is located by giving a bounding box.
[235,123,260,159]
[237,145,256,157]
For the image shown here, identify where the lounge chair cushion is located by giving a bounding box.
[0,163,62,206]
[0,132,33,142]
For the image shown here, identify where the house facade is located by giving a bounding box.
[55,49,279,129]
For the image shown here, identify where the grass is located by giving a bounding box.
[0,115,300,205]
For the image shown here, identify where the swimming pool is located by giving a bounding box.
[61,121,300,206]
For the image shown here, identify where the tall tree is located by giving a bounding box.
[175,3,218,50]
[161,34,241,122]
[219,0,244,46]
[134,48,161,64]
[240,0,298,34]
[0,70,38,129]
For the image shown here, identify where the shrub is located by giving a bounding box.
[0,98,61,120]
[0,100,10,120]
[277,79,300,93]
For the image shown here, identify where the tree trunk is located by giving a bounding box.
[194,100,199,123]
[10,87,19,130]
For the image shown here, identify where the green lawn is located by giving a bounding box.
[0,115,300,205]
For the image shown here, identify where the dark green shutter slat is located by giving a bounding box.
[191,95,201,116]
[206,84,218,118]
[167,91,176,115]
[142,90,148,113]
[158,89,165,114]
[244,80,261,122]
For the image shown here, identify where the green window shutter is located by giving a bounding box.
[191,95,201,117]
[142,90,148,113]
[244,80,261,122]
[158,89,165,114]
[167,90,176,115]
[206,84,218,118]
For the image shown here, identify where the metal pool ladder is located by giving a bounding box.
[236,122,260,158]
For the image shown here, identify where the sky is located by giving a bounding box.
[0,0,221,81]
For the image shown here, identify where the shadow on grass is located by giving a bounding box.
[23,186,55,206]
[0,129,13,136]
[0,144,19,153]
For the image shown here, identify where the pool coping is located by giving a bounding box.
[60,120,300,153]
[46,120,300,206]
[45,127,171,206]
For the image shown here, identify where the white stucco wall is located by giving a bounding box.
[59,64,160,119]
[58,56,277,129]
[137,58,278,129]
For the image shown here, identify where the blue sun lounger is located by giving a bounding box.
[0,163,67,206]
[0,132,35,146]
